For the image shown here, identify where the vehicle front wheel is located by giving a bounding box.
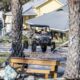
[41,44,47,52]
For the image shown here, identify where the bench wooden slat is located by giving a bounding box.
[25,69,50,74]
[10,58,58,66]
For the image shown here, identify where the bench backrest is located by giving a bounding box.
[10,57,59,66]
[10,57,60,71]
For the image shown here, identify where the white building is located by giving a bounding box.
[0,11,4,36]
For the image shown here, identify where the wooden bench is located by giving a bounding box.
[10,57,60,79]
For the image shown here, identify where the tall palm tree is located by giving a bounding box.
[11,0,24,57]
[64,0,80,79]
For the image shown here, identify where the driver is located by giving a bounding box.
[41,28,47,34]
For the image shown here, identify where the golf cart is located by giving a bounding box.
[30,25,55,52]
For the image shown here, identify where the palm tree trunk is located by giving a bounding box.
[64,0,80,79]
[11,0,24,57]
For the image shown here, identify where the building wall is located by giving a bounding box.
[5,15,28,32]
[0,11,4,36]
[5,15,36,32]
[5,15,12,33]
[36,0,63,16]
[23,15,35,30]
[23,16,29,29]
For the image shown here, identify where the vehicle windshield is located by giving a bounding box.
[31,26,51,36]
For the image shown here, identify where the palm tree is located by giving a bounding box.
[11,0,24,57]
[64,0,80,79]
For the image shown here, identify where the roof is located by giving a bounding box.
[5,1,36,16]
[23,0,64,9]
[5,0,64,16]
[57,4,69,13]
[27,7,69,32]
[59,0,68,5]
[5,9,36,16]
[33,0,48,8]
[22,1,33,13]
[23,8,36,16]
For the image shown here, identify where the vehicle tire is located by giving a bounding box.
[51,42,55,51]
[23,40,29,49]
[31,41,36,52]
[41,44,47,52]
